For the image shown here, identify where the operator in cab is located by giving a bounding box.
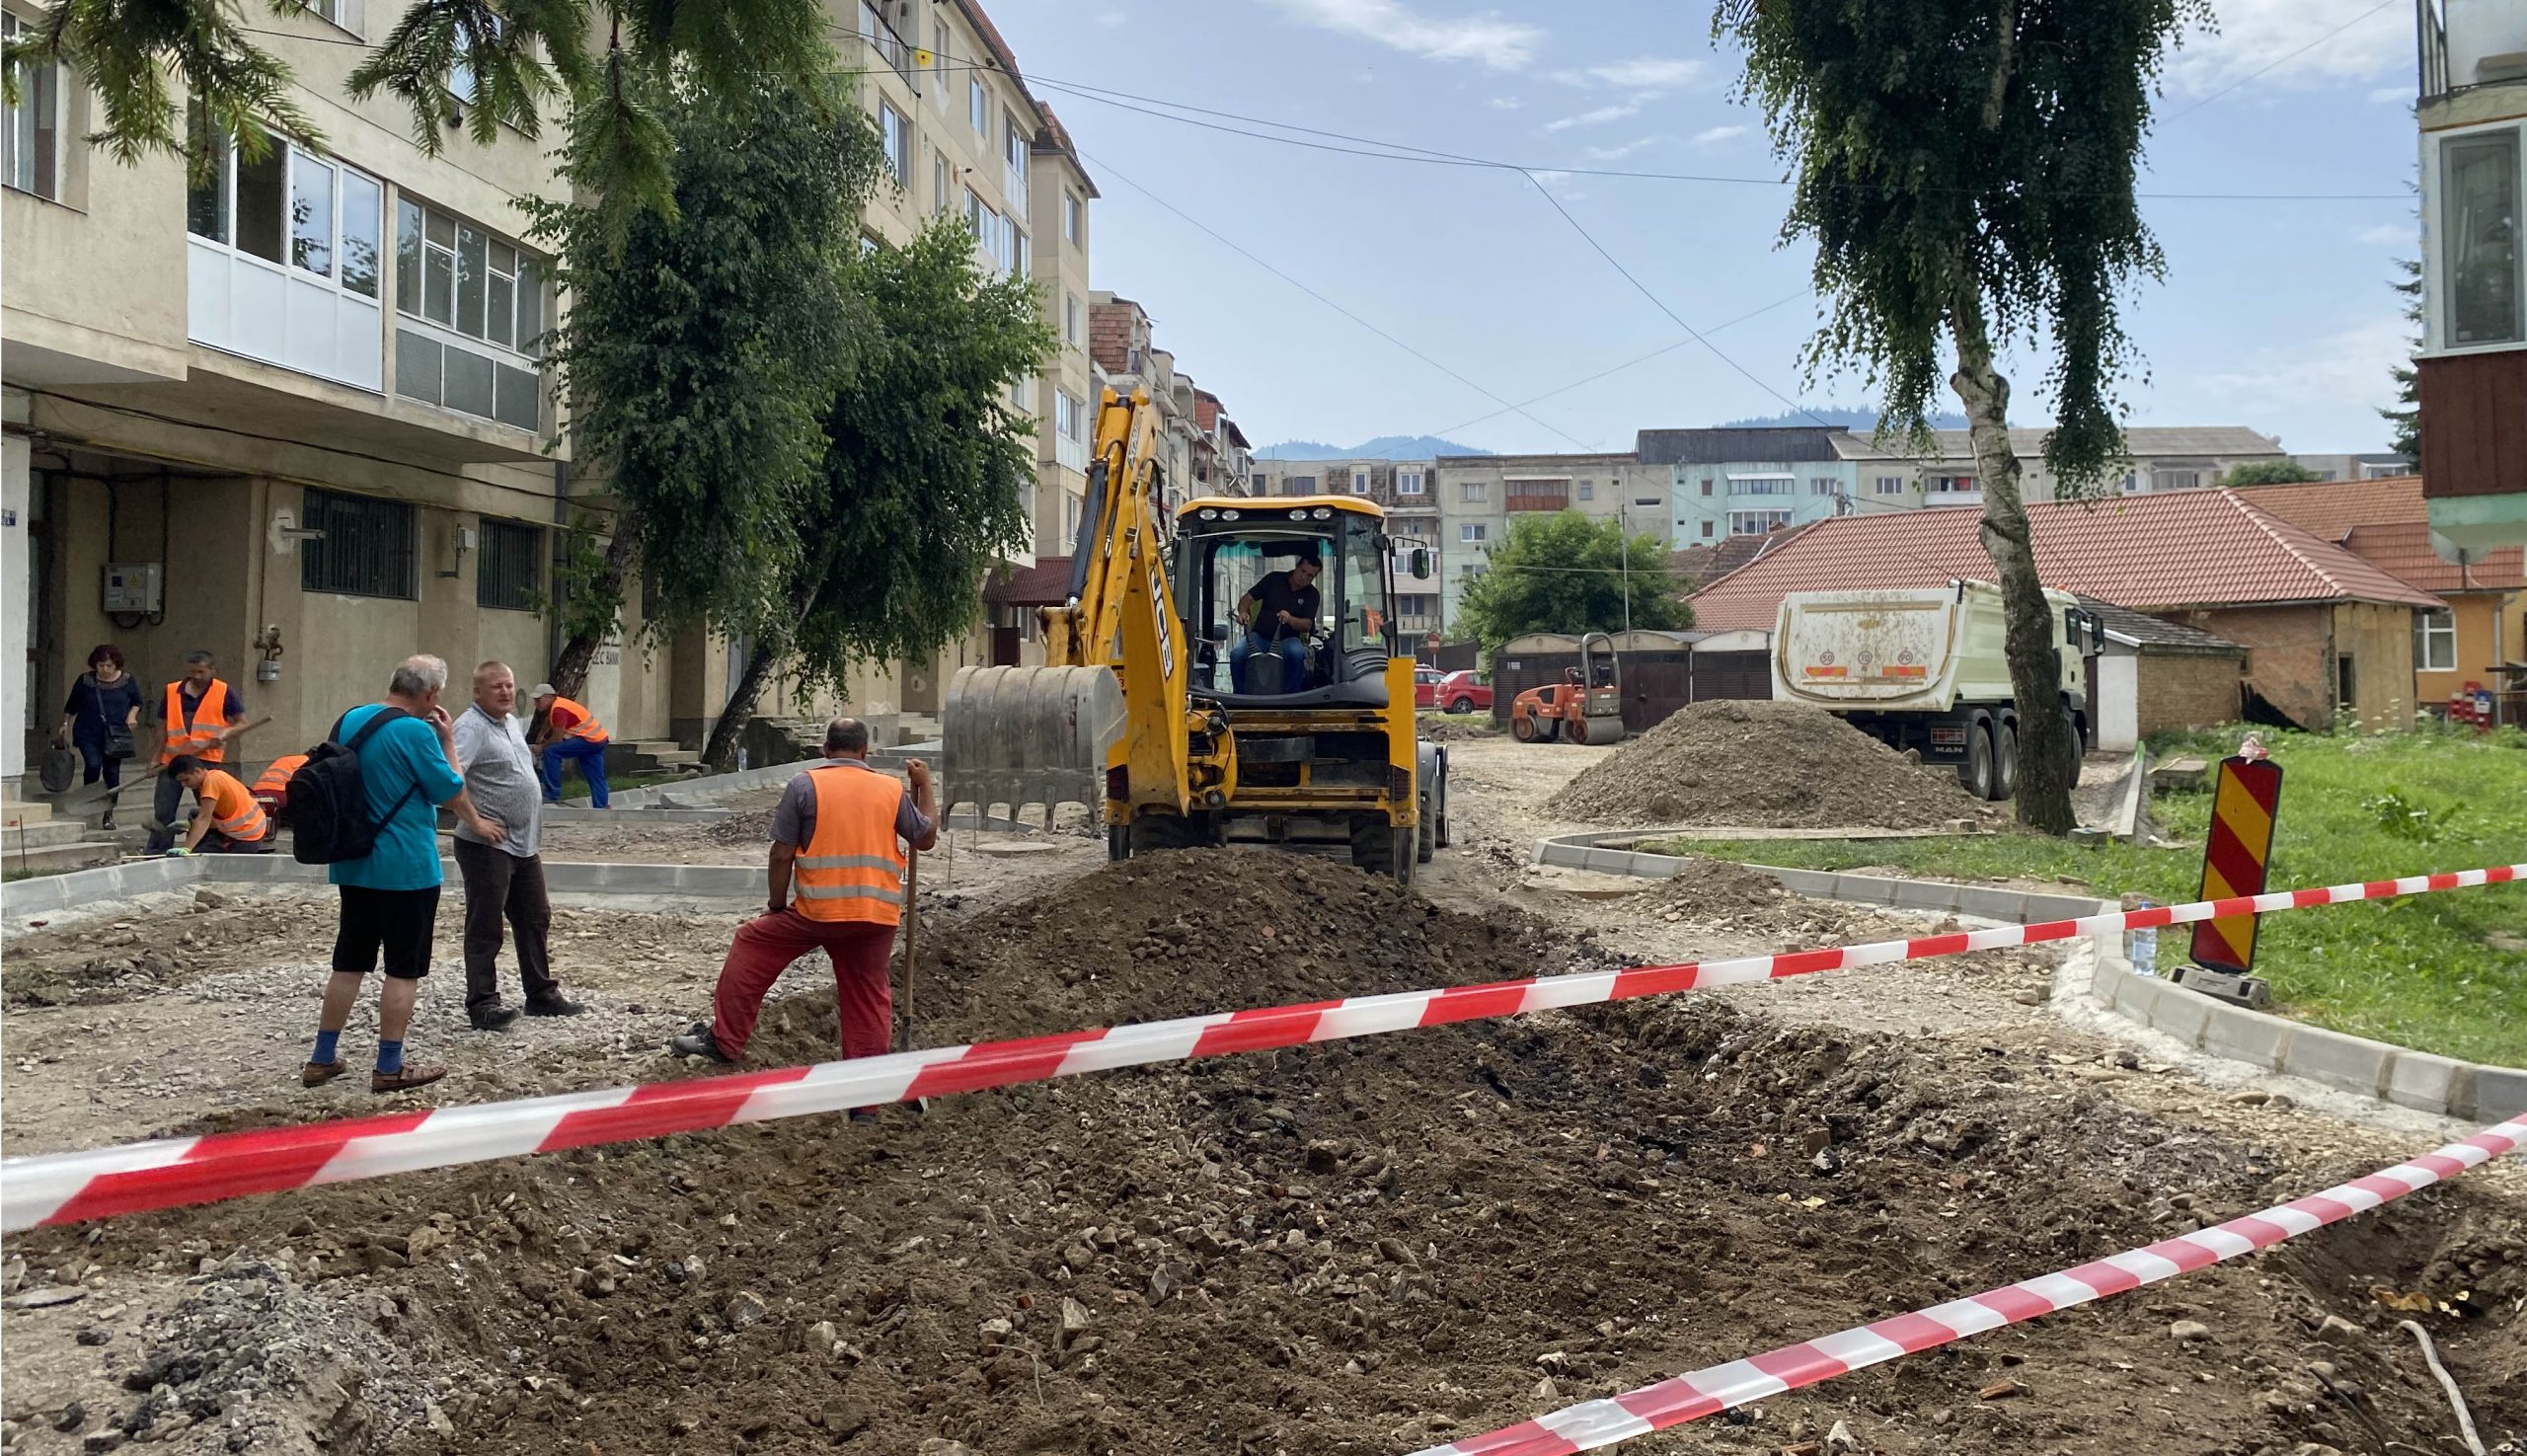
[1229,548,1322,694]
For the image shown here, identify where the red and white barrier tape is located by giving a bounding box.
[1413,1115,2527,1456]
[4,865,2517,1232]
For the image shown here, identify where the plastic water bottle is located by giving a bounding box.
[736,746,749,772]
[2131,900,2160,977]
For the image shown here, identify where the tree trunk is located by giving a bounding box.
[701,639,783,771]
[549,526,640,700]
[1949,283,2078,835]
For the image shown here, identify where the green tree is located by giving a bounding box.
[1,0,830,220]
[701,219,1053,767]
[2382,257,2422,460]
[525,76,883,702]
[2221,459,2326,487]
[1452,511,1689,655]
[1720,0,2204,834]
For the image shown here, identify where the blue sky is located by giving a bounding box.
[990,0,2423,457]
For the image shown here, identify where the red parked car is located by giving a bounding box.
[1414,669,1492,715]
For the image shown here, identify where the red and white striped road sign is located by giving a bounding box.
[3,865,2517,1232]
[1413,1115,2527,1456]
[2192,755,2283,973]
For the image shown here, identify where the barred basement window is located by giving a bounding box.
[300,488,417,599]
[477,518,543,611]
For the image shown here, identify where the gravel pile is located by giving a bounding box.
[1548,699,1987,828]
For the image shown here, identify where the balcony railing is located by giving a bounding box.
[856,1,912,81]
[2419,0,2527,100]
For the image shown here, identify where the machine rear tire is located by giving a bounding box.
[1995,718,2021,801]
[1417,790,1436,864]
[1959,722,1999,801]
[1107,824,1129,862]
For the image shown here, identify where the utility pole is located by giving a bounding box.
[1619,493,1632,639]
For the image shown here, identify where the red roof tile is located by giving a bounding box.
[1686,489,2443,632]
[2232,475,2524,593]
[985,556,1073,606]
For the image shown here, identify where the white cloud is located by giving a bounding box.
[1691,123,1749,148]
[1488,96,1522,110]
[2167,0,2410,98]
[1581,135,1659,162]
[1267,0,1542,71]
[1572,55,1703,90]
[2183,313,2411,451]
[1093,9,1126,27]
[1528,169,1574,187]
[1544,99,1645,132]
[2355,222,2416,248]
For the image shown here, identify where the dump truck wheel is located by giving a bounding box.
[1959,722,1999,801]
[1995,718,2021,801]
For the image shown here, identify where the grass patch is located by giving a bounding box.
[1655,724,2527,1066]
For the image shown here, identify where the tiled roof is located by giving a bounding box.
[1667,522,1815,587]
[1031,105,1099,196]
[2341,523,2527,592]
[1685,489,2443,631]
[2230,475,2525,593]
[1830,425,2283,461]
[985,557,1073,607]
[2073,594,2244,655]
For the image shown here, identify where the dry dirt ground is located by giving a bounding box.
[0,739,2520,1456]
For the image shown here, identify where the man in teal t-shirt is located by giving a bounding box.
[305,654,506,1095]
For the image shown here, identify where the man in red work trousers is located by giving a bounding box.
[669,718,937,1108]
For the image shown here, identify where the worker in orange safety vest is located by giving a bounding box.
[253,753,309,824]
[167,755,273,855]
[147,651,247,854]
[529,683,611,809]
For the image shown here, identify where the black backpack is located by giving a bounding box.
[287,708,420,865]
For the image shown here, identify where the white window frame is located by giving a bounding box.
[188,131,383,302]
[2432,121,2526,350]
[1064,292,1082,346]
[1458,480,1488,502]
[1003,114,1028,204]
[933,149,949,215]
[1728,509,1795,536]
[3,10,61,201]
[1809,477,1837,497]
[2152,469,2200,493]
[879,101,910,188]
[1351,468,1371,496]
[1874,475,1904,496]
[1929,474,1979,495]
[970,78,988,134]
[1459,522,1488,544]
[2414,608,2457,672]
[1728,474,1795,497]
[1064,191,1083,244]
[1397,470,1424,496]
[392,195,548,428]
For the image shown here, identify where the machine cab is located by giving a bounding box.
[1171,497,1420,707]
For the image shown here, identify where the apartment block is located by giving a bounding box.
[1430,452,1665,629]
[2415,0,2527,551]
[4,2,578,785]
[1087,292,1252,513]
[1645,427,1856,545]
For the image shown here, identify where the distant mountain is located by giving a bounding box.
[1254,435,1492,461]
[1718,407,1970,432]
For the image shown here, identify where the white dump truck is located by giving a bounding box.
[1772,581,2104,801]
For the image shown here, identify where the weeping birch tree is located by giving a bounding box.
[1719,0,2207,833]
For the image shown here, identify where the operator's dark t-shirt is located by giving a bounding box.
[1247,571,1321,642]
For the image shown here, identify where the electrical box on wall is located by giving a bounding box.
[103,563,164,614]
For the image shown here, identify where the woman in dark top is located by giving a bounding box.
[55,644,144,827]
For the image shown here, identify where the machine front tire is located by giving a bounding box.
[1129,811,1203,855]
[1107,824,1129,862]
[1511,714,1540,742]
[1350,814,1416,886]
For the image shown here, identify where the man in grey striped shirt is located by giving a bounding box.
[452,661,583,1031]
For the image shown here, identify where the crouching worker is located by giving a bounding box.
[253,753,308,827]
[670,719,935,1100]
[167,754,275,855]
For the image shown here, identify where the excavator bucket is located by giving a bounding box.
[944,664,1126,827]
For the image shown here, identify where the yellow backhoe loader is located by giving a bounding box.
[946,387,1449,883]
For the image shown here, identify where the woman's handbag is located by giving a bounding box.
[104,725,136,761]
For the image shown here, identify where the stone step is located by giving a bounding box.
[3,819,89,851]
[0,839,121,877]
[1,797,57,828]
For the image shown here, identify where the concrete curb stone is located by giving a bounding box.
[1532,828,2524,1121]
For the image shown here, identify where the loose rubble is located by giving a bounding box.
[2,853,2519,1456]
[1548,698,1989,828]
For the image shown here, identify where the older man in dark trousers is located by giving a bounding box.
[670,718,935,1086]
[451,661,584,1031]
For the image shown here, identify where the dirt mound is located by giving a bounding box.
[1549,698,1987,828]
[9,854,2523,1456]
[1415,716,1502,742]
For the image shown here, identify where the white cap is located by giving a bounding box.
[529,683,557,699]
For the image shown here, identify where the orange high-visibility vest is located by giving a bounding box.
[161,679,233,764]
[790,765,908,926]
[196,769,268,843]
[254,755,308,804]
[548,697,609,744]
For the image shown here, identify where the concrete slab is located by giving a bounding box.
[2,855,203,917]
[2197,1002,2293,1071]
[2150,985,2218,1049]
[2458,1064,2527,1123]
[2385,1051,2461,1115]
[2278,1026,2394,1101]
[2111,967,2166,1024]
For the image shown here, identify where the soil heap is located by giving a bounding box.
[1549,698,1987,828]
[5,854,2520,1456]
